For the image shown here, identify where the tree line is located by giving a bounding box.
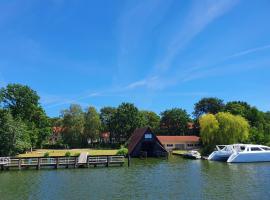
[1,84,270,156]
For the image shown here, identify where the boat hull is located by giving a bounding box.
[227,152,270,163]
[208,151,232,162]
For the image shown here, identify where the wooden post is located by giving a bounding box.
[87,156,89,168]
[128,155,131,167]
[18,158,21,170]
[37,158,41,170]
[74,157,77,168]
[106,156,109,167]
[55,157,59,169]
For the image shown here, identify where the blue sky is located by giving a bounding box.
[0,0,270,117]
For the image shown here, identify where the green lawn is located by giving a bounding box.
[17,149,118,158]
[172,150,188,155]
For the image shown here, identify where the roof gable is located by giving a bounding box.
[128,127,150,154]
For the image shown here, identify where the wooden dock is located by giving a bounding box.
[0,155,125,170]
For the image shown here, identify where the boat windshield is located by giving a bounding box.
[261,147,270,151]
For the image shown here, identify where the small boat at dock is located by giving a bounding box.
[183,150,201,159]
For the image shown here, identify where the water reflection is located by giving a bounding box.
[1,156,270,200]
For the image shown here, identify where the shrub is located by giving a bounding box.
[65,151,71,157]
[74,152,81,157]
[116,146,128,156]
[43,152,50,157]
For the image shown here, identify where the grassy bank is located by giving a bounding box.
[172,150,188,155]
[17,149,118,158]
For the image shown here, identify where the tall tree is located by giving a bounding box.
[193,97,225,118]
[61,104,85,148]
[140,110,160,132]
[0,84,51,148]
[0,84,39,120]
[84,106,101,146]
[110,103,143,143]
[100,106,116,132]
[199,112,249,153]
[0,109,31,156]
[225,101,270,144]
[160,108,191,135]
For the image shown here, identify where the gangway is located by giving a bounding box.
[78,152,88,164]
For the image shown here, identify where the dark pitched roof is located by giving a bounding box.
[128,127,150,154]
[128,127,166,155]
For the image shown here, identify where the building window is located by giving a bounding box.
[167,144,173,147]
[144,133,152,139]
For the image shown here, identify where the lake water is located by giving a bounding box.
[0,155,270,200]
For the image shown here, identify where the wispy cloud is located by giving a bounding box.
[228,44,270,58]
[115,0,172,83]
[125,76,159,90]
[155,0,239,71]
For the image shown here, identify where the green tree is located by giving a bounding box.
[225,101,270,145]
[100,106,116,132]
[199,112,249,153]
[225,102,247,116]
[193,97,225,118]
[0,84,40,120]
[0,109,31,156]
[199,114,219,145]
[61,104,85,148]
[0,84,51,148]
[215,112,249,144]
[160,108,191,135]
[84,106,101,146]
[110,103,143,143]
[140,110,160,132]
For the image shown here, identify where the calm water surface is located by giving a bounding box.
[0,155,270,200]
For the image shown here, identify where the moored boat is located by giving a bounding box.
[183,150,201,159]
[208,145,238,161]
[227,144,270,163]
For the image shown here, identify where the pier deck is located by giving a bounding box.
[0,155,125,170]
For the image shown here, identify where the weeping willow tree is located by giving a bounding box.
[199,112,250,154]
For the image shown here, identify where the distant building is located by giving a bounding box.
[128,127,168,157]
[157,136,200,151]
[100,132,110,143]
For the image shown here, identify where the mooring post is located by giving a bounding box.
[106,156,109,167]
[74,157,77,168]
[55,157,59,169]
[18,158,21,170]
[128,154,131,167]
[37,158,41,170]
[87,156,89,168]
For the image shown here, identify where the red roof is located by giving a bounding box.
[100,132,110,139]
[157,136,200,143]
[52,127,65,134]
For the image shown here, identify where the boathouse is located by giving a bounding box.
[128,127,168,157]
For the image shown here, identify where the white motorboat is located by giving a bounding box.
[227,144,270,163]
[208,145,238,161]
[183,150,201,159]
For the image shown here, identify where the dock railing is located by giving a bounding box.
[1,155,125,170]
